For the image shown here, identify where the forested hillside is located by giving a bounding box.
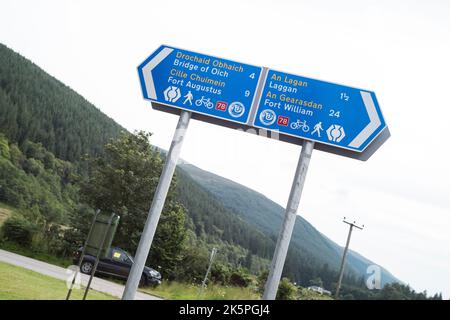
[179,163,398,286]
[0,42,417,299]
[0,43,124,162]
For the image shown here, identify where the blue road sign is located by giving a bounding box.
[138,45,262,125]
[253,70,386,152]
[138,46,389,159]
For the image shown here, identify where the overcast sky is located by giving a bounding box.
[1,0,449,298]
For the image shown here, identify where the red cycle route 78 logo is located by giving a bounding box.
[215,101,228,111]
[277,116,289,126]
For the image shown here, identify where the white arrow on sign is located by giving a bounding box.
[348,91,382,148]
[141,47,174,99]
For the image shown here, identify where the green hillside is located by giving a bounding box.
[0,43,124,162]
[178,164,399,286]
[0,42,401,297]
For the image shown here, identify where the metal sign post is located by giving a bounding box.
[335,218,364,299]
[82,212,116,300]
[66,209,100,300]
[263,140,314,300]
[199,247,217,296]
[122,110,191,300]
[133,45,390,300]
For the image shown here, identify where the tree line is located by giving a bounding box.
[0,42,442,299]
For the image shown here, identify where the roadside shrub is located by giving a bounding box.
[229,268,252,287]
[1,216,37,246]
[276,277,298,300]
[257,270,269,294]
[210,263,231,285]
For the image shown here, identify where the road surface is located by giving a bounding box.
[0,249,161,300]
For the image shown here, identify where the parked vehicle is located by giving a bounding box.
[73,246,161,287]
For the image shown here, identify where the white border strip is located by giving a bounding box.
[142,47,174,99]
[348,91,381,148]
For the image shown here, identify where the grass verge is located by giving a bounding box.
[0,240,72,268]
[140,281,261,300]
[0,261,115,300]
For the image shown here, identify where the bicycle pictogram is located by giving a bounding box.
[290,119,310,132]
[195,96,214,109]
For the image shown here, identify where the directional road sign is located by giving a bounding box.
[253,69,386,152]
[138,45,262,125]
[138,45,389,160]
[127,45,391,302]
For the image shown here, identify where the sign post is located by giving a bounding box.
[122,110,191,300]
[262,140,314,300]
[66,209,100,300]
[130,45,390,300]
[83,212,118,300]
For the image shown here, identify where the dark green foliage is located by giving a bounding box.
[62,204,96,254]
[309,277,323,287]
[176,168,275,259]
[0,43,124,162]
[2,215,36,246]
[276,277,298,300]
[257,270,269,294]
[373,283,440,300]
[0,43,441,299]
[79,131,187,279]
[178,163,399,289]
[335,282,443,300]
[174,245,210,283]
[210,263,232,285]
[0,137,77,226]
[229,268,253,287]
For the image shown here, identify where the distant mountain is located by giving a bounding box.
[178,162,399,286]
[0,42,399,288]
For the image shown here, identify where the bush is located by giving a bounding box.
[276,277,298,300]
[257,270,269,294]
[1,216,37,246]
[229,268,252,287]
[210,263,231,285]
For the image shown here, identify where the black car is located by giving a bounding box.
[73,246,161,287]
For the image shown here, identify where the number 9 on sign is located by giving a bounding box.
[245,90,250,97]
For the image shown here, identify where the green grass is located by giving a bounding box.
[0,261,115,300]
[140,281,261,300]
[297,288,334,300]
[0,240,72,268]
[0,203,72,268]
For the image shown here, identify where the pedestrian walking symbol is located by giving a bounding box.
[311,122,323,137]
[183,91,193,105]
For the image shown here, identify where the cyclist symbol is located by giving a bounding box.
[290,119,310,132]
[195,96,214,109]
